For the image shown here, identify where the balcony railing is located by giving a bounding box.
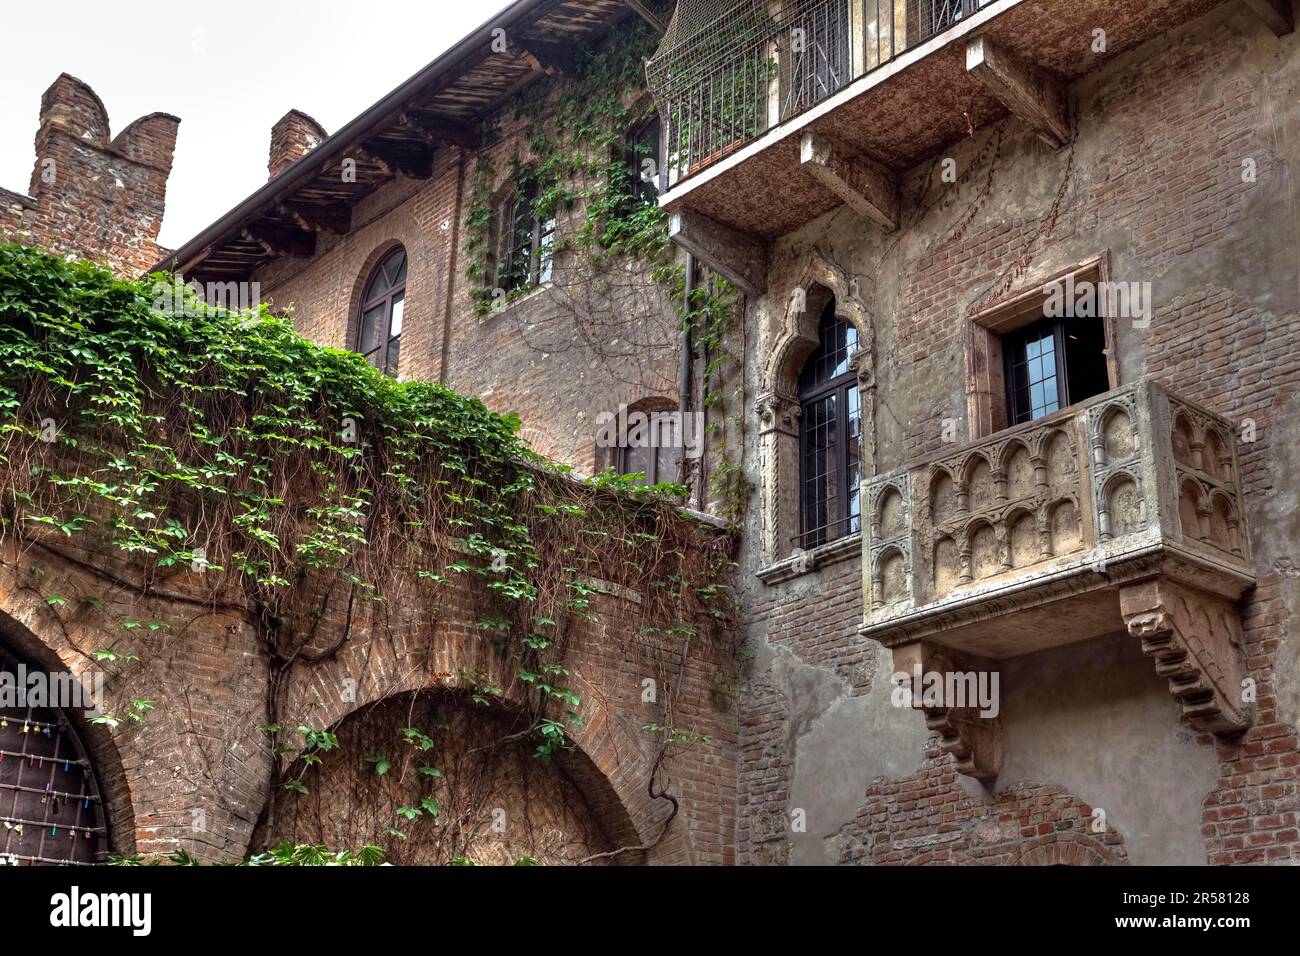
[648,0,985,187]
[860,381,1254,651]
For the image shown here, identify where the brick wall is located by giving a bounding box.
[737,5,1300,866]
[0,74,178,277]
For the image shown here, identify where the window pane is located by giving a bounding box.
[385,335,401,377]
[360,304,386,358]
[846,385,861,534]
[799,302,857,391]
[390,294,405,337]
[802,393,838,546]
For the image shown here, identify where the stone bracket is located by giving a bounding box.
[800,133,898,232]
[892,642,1004,781]
[1120,578,1252,736]
[668,211,766,297]
[1243,0,1295,36]
[966,36,1071,149]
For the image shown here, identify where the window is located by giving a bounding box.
[798,302,861,548]
[1003,317,1110,426]
[625,115,662,206]
[610,399,680,487]
[358,247,406,376]
[497,179,555,293]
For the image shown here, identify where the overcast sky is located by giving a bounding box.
[0,0,512,248]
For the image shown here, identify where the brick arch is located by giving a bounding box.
[1011,832,1126,866]
[280,617,669,863]
[0,605,135,857]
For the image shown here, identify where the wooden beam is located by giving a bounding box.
[403,112,481,150]
[966,36,1070,149]
[517,38,580,75]
[668,211,766,298]
[241,224,316,259]
[362,140,435,179]
[279,202,351,236]
[800,133,898,232]
[623,0,667,33]
[1242,0,1294,35]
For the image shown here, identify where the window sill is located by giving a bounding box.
[756,532,861,586]
[481,282,553,319]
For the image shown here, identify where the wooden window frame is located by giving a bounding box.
[357,247,407,377]
[965,257,1119,439]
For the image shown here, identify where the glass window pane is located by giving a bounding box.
[390,294,405,337]
[360,304,386,356]
[385,335,401,377]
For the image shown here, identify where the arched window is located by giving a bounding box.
[358,247,406,376]
[598,398,680,488]
[798,301,860,548]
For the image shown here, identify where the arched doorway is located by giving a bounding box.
[0,643,108,865]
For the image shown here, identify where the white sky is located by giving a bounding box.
[0,0,512,248]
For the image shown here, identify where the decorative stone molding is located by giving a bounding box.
[755,253,877,570]
[1120,578,1251,735]
[860,380,1256,775]
[892,642,1003,780]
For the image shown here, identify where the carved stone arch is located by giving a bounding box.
[1098,469,1145,541]
[756,252,877,566]
[0,608,133,861]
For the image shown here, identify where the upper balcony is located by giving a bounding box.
[648,0,1259,291]
[860,381,1256,776]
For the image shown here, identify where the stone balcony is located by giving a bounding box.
[860,381,1256,778]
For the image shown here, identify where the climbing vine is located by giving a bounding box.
[0,242,737,863]
[461,18,751,524]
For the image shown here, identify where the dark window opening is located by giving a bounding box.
[1004,317,1109,426]
[798,301,861,549]
[625,115,662,206]
[497,179,555,294]
[615,402,680,488]
[358,247,407,377]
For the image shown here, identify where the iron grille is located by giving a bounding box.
[648,0,988,187]
[0,646,108,865]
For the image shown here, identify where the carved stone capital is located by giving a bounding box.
[1120,578,1251,736]
[849,348,875,390]
[755,390,800,436]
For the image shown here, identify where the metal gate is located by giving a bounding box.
[0,646,108,865]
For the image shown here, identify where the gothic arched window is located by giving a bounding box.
[798,302,861,549]
[358,246,407,376]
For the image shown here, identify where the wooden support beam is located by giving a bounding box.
[279,202,351,236]
[241,224,316,259]
[517,38,580,75]
[623,0,667,32]
[1242,0,1294,35]
[362,140,435,179]
[966,36,1070,149]
[668,211,766,298]
[800,133,898,232]
[402,112,482,150]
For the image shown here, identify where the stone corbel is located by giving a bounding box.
[1120,578,1252,735]
[892,643,1004,781]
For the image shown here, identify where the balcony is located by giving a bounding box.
[651,0,1240,292]
[860,381,1255,777]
